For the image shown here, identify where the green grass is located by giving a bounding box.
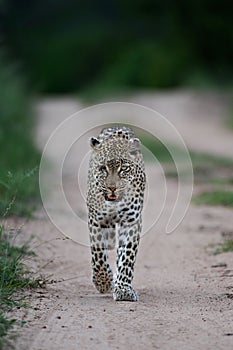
[0,224,44,349]
[0,168,39,217]
[0,53,41,216]
[140,133,187,164]
[226,97,233,129]
[190,151,233,184]
[211,177,233,185]
[193,191,233,207]
[213,240,233,255]
[191,152,233,208]
[140,134,233,167]
[140,134,233,179]
[227,115,233,129]
[0,311,16,350]
[190,151,233,168]
[140,134,233,209]
[0,53,42,348]
[141,137,174,163]
[0,225,33,308]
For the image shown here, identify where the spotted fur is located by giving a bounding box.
[86,126,146,301]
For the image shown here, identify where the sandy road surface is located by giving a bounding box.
[10,91,233,350]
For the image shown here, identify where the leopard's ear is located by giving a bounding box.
[129,137,141,154]
[90,137,101,150]
[129,138,141,156]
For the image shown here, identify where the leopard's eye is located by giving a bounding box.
[119,165,130,173]
[99,165,108,173]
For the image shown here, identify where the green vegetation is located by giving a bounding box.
[190,152,233,208]
[141,135,174,163]
[227,101,233,129]
[0,225,34,308]
[190,151,233,183]
[190,151,233,168]
[0,311,16,350]
[140,134,233,170]
[193,191,233,207]
[227,114,233,129]
[190,151,233,208]
[0,53,42,347]
[211,177,233,185]
[1,1,233,93]
[0,225,43,349]
[214,240,233,255]
[141,134,233,209]
[0,55,40,216]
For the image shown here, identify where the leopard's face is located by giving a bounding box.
[96,157,134,202]
[87,126,146,210]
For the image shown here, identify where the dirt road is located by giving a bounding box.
[13,91,233,350]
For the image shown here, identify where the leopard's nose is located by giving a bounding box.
[109,186,116,192]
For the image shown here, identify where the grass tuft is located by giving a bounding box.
[0,225,42,308]
[0,168,39,217]
[193,191,233,207]
[214,240,233,255]
[0,311,17,349]
[0,224,44,349]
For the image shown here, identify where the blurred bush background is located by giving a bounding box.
[0,0,232,213]
[0,54,40,215]
[1,0,232,94]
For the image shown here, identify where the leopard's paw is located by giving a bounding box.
[93,270,113,294]
[113,285,138,301]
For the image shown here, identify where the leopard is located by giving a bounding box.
[86,125,146,301]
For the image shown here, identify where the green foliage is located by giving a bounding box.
[211,177,233,185]
[139,134,233,185]
[0,54,41,345]
[1,0,233,93]
[191,152,233,208]
[0,311,16,350]
[141,136,233,212]
[228,115,233,129]
[139,131,191,164]
[190,151,233,183]
[0,169,39,217]
[214,240,233,255]
[190,151,233,168]
[0,54,40,216]
[0,225,35,309]
[140,134,233,168]
[141,135,174,163]
[0,224,44,349]
[84,40,194,96]
[193,191,233,207]
[226,98,233,129]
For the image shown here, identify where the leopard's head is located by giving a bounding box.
[90,135,141,202]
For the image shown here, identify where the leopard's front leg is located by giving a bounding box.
[113,220,141,301]
[89,221,114,294]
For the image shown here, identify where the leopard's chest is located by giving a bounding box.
[95,194,141,226]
